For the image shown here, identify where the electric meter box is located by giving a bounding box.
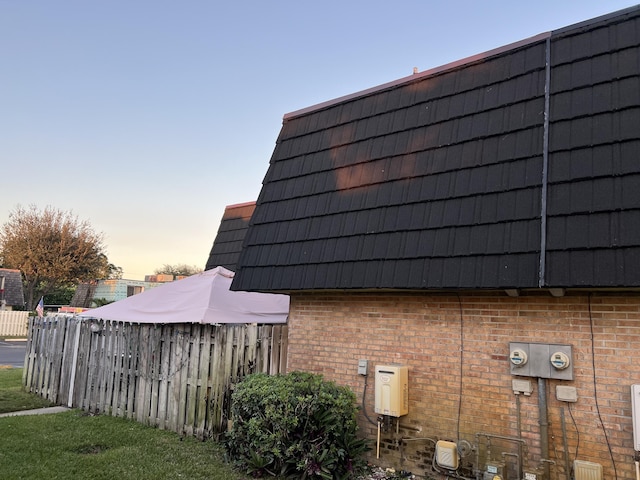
[509,342,573,380]
[374,365,408,417]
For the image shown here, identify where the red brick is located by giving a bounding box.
[286,293,640,479]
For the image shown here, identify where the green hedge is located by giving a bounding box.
[225,371,370,479]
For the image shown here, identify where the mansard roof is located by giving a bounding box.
[232,6,640,292]
[0,268,25,307]
[205,202,256,273]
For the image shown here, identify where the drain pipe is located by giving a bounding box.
[561,407,571,479]
[377,419,381,459]
[538,377,550,479]
[515,393,524,479]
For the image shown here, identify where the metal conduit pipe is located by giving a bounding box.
[561,407,571,480]
[538,377,550,480]
[475,432,527,480]
[399,437,436,443]
[430,455,475,480]
[398,424,421,432]
[501,452,520,480]
[475,432,527,446]
[515,393,524,479]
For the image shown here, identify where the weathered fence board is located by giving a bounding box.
[23,316,288,439]
[0,311,29,337]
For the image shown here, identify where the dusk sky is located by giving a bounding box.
[2,1,637,280]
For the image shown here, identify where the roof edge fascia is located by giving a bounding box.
[256,287,640,296]
[551,3,640,37]
[283,31,550,121]
[283,4,640,122]
[225,201,256,210]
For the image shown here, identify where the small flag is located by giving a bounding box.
[36,297,44,317]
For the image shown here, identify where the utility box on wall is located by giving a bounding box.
[374,365,408,417]
[509,342,573,380]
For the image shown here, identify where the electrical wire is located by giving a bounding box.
[588,293,618,479]
[361,372,378,426]
[568,402,579,463]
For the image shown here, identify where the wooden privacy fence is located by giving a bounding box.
[23,316,288,439]
[0,311,29,337]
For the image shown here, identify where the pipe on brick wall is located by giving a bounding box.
[515,393,524,479]
[430,455,476,480]
[475,432,528,480]
[538,377,550,479]
[397,436,436,467]
[561,407,571,480]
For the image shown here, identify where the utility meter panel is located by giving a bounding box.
[374,365,408,417]
[509,342,573,380]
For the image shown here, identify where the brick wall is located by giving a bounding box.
[287,292,640,480]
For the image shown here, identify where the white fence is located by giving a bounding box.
[0,311,29,337]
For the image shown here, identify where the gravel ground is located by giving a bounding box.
[356,465,418,479]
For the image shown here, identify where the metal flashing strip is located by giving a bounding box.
[539,36,551,288]
[224,200,256,210]
[551,4,640,37]
[283,32,551,121]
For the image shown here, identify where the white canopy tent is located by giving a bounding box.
[77,266,289,324]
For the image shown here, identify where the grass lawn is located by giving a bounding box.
[0,367,54,413]
[0,368,250,480]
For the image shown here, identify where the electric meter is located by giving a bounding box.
[510,348,528,367]
[550,351,570,370]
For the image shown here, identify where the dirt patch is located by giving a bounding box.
[73,444,109,455]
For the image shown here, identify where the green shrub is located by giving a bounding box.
[225,371,370,479]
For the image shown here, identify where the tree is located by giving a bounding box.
[154,263,202,277]
[104,262,123,279]
[91,298,114,307]
[45,284,77,307]
[0,205,115,310]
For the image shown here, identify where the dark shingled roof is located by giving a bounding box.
[205,202,256,272]
[0,268,25,308]
[70,282,97,308]
[232,6,640,292]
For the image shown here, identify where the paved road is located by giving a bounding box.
[0,340,27,368]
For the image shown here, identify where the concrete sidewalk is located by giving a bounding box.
[0,406,70,418]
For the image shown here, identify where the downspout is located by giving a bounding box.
[539,36,551,288]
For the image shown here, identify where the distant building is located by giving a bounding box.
[70,276,174,308]
[205,201,256,272]
[0,268,25,310]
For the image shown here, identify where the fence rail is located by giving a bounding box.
[23,316,288,439]
[0,311,29,337]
